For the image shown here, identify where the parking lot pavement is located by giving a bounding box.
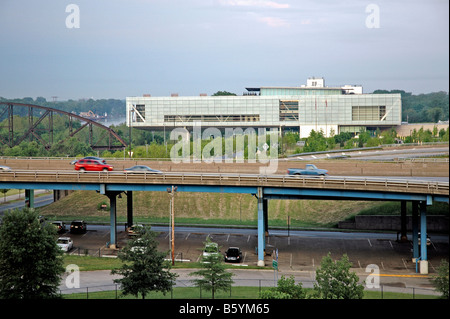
[54,225,449,295]
[61,225,449,277]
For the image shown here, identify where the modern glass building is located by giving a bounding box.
[126,78,401,138]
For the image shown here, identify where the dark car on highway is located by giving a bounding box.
[70,220,87,234]
[124,165,162,174]
[224,247,243,263]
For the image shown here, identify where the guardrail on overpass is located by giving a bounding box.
[0,170,448,198]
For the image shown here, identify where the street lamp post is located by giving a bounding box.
[167,186,178,265]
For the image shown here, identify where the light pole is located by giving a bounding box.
[167,186,178,265]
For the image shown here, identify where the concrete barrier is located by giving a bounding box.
[1,158,448,177]
[338,215,449,232]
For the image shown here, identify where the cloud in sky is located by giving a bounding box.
[218,0,290,9]
[0,0,448,99]
[258,16,290,27]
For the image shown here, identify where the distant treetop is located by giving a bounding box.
[212,91,237,96]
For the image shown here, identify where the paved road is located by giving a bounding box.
[0,192,54,214]
[59,267,440,297]
[288,146,449,161]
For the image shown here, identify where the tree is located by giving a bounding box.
[0,189,8,202]
[303,130,328,152]
[111,226,177,299]
[431,259,449,299]
[357,129,371,147]
[334,131,352,147]
[260,275,306,299]
[212,91,236,96]
[0,208,64,299]
[189,238,234,299]
[313,253,364,299]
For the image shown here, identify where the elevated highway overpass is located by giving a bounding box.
[1,154,449,176]
[1,169,448,274]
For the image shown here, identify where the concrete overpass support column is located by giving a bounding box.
[419,202,428,274]
[400,201,408,242]
[126,191,133,228]
[411,201,419,263]
[25,189,34,208]
[257,187,265,267]
[263,199,269,237]
[108,192,117,249]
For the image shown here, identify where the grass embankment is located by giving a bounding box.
[39,190,381,228]
[39,190,448,229]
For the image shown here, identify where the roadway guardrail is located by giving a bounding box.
[1,170,448,196]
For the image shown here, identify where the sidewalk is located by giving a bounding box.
[58,267,439,297]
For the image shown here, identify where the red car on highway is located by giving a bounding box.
[74,159,113,172]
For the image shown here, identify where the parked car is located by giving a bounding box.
[418,232,431,246]
[126,224,144,237]
[70,220,87,234]
[0,165,11,171]
[124,165,162,174]
[224,247,243,263]
[57,237,73,252]
[287,164,328,176]
[38,215,46,224]
[74,159,113,172]
[51,221,66,234]
[202,242,220,260]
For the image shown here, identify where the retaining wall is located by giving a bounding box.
[338,215,449,232]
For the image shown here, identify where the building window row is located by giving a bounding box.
[279,100,299,121]
[130,104,146,122]
[164,114,260,123]
[351,105,386,121]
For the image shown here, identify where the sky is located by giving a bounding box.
[0,0,448,100]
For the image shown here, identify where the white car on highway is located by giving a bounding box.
[57,237,73,252]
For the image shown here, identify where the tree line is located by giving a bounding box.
[373,89,449,123]
[0,96,125,118]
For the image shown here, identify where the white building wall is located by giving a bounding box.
[299,124,339,138]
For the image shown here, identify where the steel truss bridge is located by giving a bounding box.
[1,171,448,274]
[0,102,127,151]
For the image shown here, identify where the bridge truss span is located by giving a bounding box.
[0,102,127,151]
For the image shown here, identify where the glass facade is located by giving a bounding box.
[126,90,401,137]
[261,87,343,96]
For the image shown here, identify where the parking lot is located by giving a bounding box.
[61,223,449,275]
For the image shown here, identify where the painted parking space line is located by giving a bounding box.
[375,273,429,278]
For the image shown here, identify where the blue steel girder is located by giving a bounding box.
[262,187,437,203]
[0,182,447,203]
